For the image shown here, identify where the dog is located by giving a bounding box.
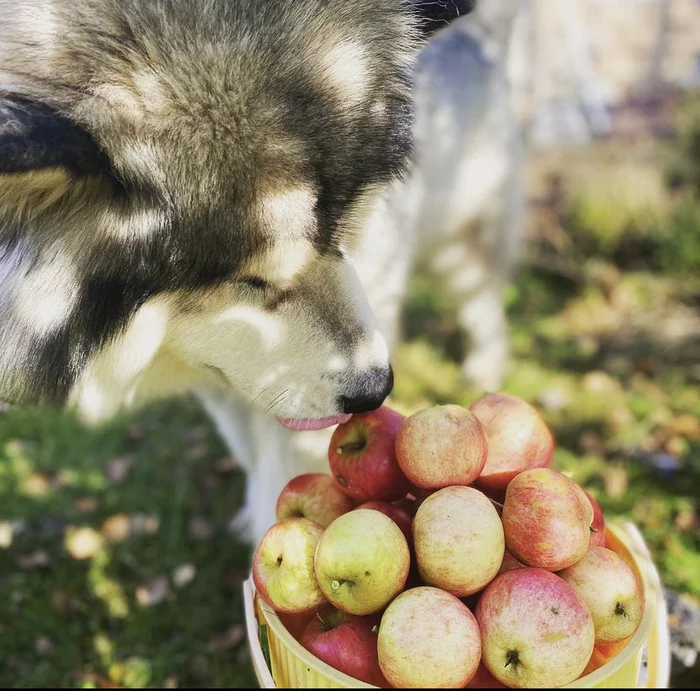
[1,0,522,545]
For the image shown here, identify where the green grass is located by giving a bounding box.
[0,400,256,688]
[2,121,700,687]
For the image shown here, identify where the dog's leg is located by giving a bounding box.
[457,279,510,392]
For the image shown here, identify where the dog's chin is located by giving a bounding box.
[276,414,352,431]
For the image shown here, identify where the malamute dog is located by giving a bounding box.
[1,0,522,544]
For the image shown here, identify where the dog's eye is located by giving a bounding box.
[238,276,269,291]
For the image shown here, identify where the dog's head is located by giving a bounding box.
[0,0,474,425]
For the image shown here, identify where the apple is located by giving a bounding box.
[276,473,356,528]
[314,509,410,616]
[584,489,607,548]
[277,608,321,640]
[497,550,524,576]
[558,546,644,644]
[395,404,488,489]
[580,637,631,677]
[502,468,594,571]
[300,605,388,687]
[356,501,413,546]
[476,568,595,688]
[252,518,325,614]
[465,663,507,689]
[378,586,481,688]
[470,392,554,492]
[328,407,411,502]
[413,486,504,597]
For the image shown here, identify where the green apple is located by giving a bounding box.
[314,509,409,615]
[252,518,325,614]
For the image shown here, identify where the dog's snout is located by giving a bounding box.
[339,365,394,415]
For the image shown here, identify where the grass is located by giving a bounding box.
[2,99,700,688]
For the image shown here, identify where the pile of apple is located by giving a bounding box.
[252,393,645,689]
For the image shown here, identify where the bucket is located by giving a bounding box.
[244,522,670,689]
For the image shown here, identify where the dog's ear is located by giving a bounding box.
[410,1,477,36]
[0,98,121,406]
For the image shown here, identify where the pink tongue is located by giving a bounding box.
[277,415,352,431]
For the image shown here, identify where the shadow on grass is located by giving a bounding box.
[0,398,256,689]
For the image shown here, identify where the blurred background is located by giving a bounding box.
[1,0,699,688]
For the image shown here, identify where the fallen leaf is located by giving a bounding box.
[18,551,50,569]
[35,637,54,654]
[136,578,169,607]
[102,514,131,543]
[186,443,208,462]
[215,456,238,473]
[172,563,196,589]
[0,521,13,548]
[24,473,51,497]
[188,517,212,541]
[65,527,103,560]
[104,457,133,484]
[75,497,99,514]
[209,625,245,651]
[130,513,160,536]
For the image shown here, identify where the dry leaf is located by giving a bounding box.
[136,577,169,607]
[18,551,50,569]
[0,521,13,548]
[188,517,212,541]
[65,527,103,560]
[34,637,54,655]
[104,457,133,484]
[215,456,238,473]
[172,563,196,589]
[209,625,245,651]
[75,497,99,514]
[102,514,131,543]
[130,513,160,536]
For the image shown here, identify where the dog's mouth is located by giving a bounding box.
[276,415,352,431]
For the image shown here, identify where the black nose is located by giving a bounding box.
[339,366,394,415]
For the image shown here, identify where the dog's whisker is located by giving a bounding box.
[252,387,268,403]
[266,388,290,414]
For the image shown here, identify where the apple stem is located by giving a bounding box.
[590,526,598,533]
[505,650,520,668]
[615,602,627,617]
[337,441,366,454]
[330,579,341,591]
[488,497,504,514]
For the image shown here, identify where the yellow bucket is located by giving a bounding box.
[243,522,670,689]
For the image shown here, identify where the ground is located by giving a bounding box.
[1,100,700,688]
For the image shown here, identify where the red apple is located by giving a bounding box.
[300,605,388,687]
[558,546,644,644]
[497,550,524,576]
[477,568,595,688]
[395,404,488,489]
[328,407,411,502]
[465,663,507,688]
[470,392,554,492]
[277,607,322,640]
[252,518,325,614]
[584,489,607,548]
[502,468,594,571]
[378,587,481,688]
[355,501,413,546]
[580,637,632,677]
[276,473,356,528]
